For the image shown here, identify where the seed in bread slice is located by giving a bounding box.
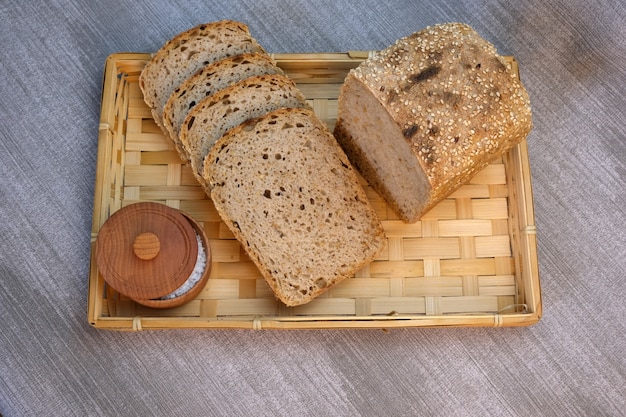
[139,20,265,130]
[162,53,283,162]
[205,108,386,306]
[180,74,310,186]
[334,23,532,223]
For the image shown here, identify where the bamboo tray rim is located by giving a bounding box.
[88,51,541,331]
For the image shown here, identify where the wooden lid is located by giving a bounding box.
[95,202,198,300]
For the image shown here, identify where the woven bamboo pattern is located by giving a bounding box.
[89,53,541,330]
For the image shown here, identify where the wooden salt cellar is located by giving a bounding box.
[95,202,211,309]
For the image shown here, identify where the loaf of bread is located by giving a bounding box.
[334,23,533,223]
[180,74,310,186]
[205,108,385,306]
[139,20,265,131]
[162,53,283,160]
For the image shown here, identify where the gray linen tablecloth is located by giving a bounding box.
[1,1,625,416]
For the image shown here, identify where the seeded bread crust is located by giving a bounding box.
[162,53,283,161]
[205,108,386,306]
[179,74,310,186]
[334,23,532,223]
[139,20,265,130]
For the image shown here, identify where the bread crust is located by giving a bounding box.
[335,23,532,222]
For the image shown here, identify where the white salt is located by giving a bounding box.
[160,232,206,300]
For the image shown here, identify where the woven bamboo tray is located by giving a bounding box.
[89,52,541,330]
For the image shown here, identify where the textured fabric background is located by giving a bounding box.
[1,1,625,416]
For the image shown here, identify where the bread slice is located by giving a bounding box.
[204,108,386,306]
[334,23,532,223]
[162,53,283,161]
[180,74,309,185]
[139,20,265,130]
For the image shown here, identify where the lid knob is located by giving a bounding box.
[133,232,160,260]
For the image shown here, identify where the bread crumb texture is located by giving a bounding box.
[140,20,265,127]
[180,74,309,185]
[163,52,283,149]
[206,108,385,306]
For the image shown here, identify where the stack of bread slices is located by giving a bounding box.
[139,20,386,307]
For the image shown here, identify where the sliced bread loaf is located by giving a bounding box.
[139,20,265,130]
[334,23,532,223]
[205,108,385,306]
[179,74,309,185]
[162,53,283,161]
